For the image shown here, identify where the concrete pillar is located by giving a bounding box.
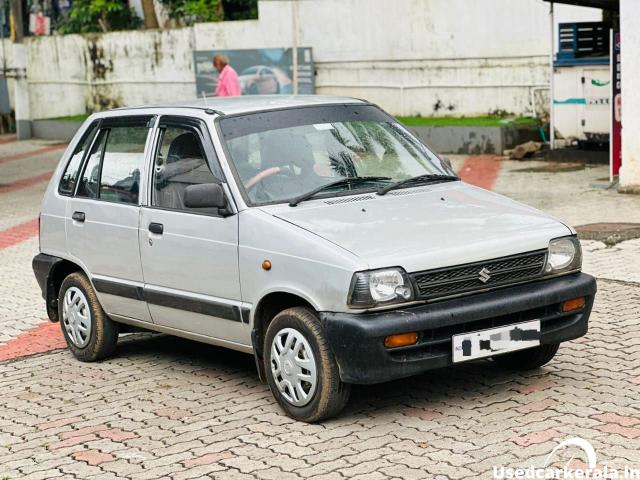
[10,0,31,140]
[12,43,31,140]
[619,0,640,191]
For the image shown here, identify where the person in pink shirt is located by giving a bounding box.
[213,54,241,97]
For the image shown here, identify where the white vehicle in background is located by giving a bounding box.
[33,96,597,422]
[240,66,293,95]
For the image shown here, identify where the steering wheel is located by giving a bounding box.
[245,165,297,191]
[245,167,282,191]
[244,166,298,203]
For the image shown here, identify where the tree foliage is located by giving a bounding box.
[222,0,258,21]
[57,0,142,33]
[56,0,257,33]
[158,0,257,24]
[159,0,223,24]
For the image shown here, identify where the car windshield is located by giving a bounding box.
[219,104,451,206]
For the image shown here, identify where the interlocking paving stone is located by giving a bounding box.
[0,278,638,479]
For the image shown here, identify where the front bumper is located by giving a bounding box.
[321,273,596,384]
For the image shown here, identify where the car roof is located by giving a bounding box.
[112,95,369,117]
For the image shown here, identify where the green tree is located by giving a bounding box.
[158,0,257,25]
[57,0,142,33]
[222,0,258,20]
[159,0,223,24]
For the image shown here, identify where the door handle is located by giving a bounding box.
[72,211,85,222]
[148,222,164,235]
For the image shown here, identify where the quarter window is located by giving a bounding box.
[58,122,98,196]
[152,126,219,211]
[76,130,107,199]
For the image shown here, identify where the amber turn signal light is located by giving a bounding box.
[384,332,418,348]
[562,297,586,313]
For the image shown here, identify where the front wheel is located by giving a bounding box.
[492,343,560,370]
[264,307,350,422]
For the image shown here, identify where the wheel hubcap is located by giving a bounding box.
[270,328,317,407]
[62,287,92,348]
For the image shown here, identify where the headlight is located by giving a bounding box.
[545,236,582,274]
[348,267,414,308]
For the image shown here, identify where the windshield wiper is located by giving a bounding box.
[289,176,391,207]
[377,173,459,196]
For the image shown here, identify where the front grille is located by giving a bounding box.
[411,250,547,301]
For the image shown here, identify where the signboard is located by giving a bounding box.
[29,14,50,36]
[610,31,621,180]
[193,48,314,98]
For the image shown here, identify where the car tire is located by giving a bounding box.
[264,307,350,422]
[58,272,119,362]
[492,343,560,370]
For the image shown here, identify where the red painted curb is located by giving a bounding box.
[0,143,67,165]
[0,171,53,194]
[0,218,39,249]
[457,155,502,191]
[0,321,66,362]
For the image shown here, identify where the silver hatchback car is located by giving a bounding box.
[33,96,596,422]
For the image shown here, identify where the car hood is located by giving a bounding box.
[261,182,572,272]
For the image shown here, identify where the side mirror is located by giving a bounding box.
[184,183,227,210]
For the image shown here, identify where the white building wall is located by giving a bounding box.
[20,28,195,119]
[0,0,602,120]
[619,0,640,190]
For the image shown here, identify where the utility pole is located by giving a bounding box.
[10,0,31,139]
[549,1,555,150]
[291,0,299,95]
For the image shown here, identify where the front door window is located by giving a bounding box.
[153,126,220,213]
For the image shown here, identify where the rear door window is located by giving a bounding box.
[153,125,219,211]
[99,126,149,204]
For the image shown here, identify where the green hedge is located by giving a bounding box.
[397,116,538,127]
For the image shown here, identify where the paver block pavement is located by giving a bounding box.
[0,278,638,479]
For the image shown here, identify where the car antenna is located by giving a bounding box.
[201,91,209,108]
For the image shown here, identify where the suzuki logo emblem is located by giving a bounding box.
[478,267,491,283]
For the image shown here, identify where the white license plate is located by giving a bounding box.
[452,320,541,363]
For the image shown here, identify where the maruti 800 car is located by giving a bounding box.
[33,96,597,422]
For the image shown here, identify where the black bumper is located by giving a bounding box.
[321,273,596,384]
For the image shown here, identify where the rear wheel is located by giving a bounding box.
[492,343,560,370]
[264,307,350,422]
[58,272,119,362]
